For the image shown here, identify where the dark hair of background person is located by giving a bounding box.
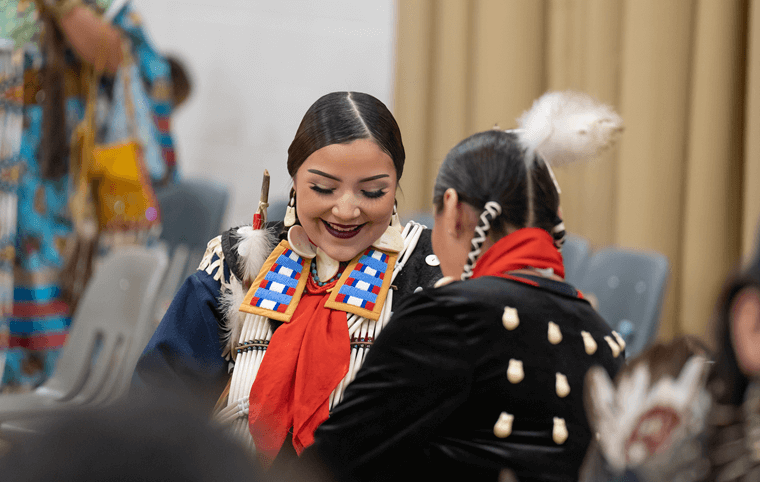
[709,252,760,406]
[0,393,266,482]
[432,129,560,240]
[167,55,192,108]
[286,92,405,180]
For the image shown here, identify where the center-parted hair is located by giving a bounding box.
[287,92,405,180]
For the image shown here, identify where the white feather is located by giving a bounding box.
[516,90,623,166]
[234,226,277,282]
[219,226,277,359]
[219,277,247,360]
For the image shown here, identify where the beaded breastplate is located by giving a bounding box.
[239,240,397,322]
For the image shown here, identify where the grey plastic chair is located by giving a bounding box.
[155,179,230,281]
[576,247,670,358]
[152,179,229,324]
[562,233,591,287]
[0,246,168,423]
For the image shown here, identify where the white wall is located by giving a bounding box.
[131,0,397,227]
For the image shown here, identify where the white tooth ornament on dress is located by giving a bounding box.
[507,359,524,384]
[556,373,570,398]
[493,412,514,438]
[287,225,316,259]
[548,322,562,345]
[502,306,519,330]
[611,330,626,351]
[371,224,404,253]
[315,248,339,282]
[604,335,621,358]
[433,276,455,288]
[581,330,597,355]
[553,417,568,444]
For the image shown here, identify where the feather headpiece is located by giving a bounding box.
[516,90,623,167]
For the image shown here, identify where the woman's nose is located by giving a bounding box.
[332,193,361,220]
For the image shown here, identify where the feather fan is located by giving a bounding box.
[516,90,623,166]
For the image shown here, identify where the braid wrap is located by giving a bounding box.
[461,201,502,281]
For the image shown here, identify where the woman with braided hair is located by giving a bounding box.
[303,91,626,482]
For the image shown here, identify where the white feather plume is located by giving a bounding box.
[516,90,623,166]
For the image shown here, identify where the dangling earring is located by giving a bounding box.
[391,202,401,230]
[372,201,404,253]
[284,191,297,227]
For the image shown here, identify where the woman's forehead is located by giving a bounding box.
[297,140,396,180]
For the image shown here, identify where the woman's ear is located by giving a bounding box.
[440,188,462,238]
[730,286,760,377]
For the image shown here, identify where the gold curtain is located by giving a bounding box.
[394,0,759,343]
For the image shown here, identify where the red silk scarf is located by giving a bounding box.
[470,227,565,280]
[248,275,350,465]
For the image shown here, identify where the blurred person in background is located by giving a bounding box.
[581,226,760,482]
[301,91,626,482]
[0,392,266,482]
[0,0,181,393]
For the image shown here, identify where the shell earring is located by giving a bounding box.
[284,191,297,227]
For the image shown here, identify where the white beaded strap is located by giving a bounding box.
[461,201,502,281]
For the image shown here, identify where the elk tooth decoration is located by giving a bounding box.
[287,225,317,259]
[553,417,569,445]
[371,224,404,253]
[502,307,519,330]
[548,322,563,345]
[604,335,621,358]
[611,330,626,351]
[315,248,339,281]
[507,359,524,384]
[493,412,515,438]
[581,331,597,355]
[555,373,570,398]
[433,276,456,288]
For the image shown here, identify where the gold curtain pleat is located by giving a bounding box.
[393,0,756,345]
[745,0,760,263]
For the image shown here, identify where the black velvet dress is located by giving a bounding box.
[305,273,625,482]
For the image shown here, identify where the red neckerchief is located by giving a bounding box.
[248,273,350,466]
[471,227,565,280]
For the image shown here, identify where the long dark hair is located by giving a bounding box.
[433,130,560,240]
[287,92,405,180]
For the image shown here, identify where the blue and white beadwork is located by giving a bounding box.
[249,248,305,314]
[334,249,389,312]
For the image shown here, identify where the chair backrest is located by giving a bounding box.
[562,233,591,287]
[152,179,229,322]
[576,247,670,358]
[36,246,168,406]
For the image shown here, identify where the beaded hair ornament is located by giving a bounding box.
[461,91,624,280]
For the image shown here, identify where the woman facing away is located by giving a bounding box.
[135,91,442,463]
[302,91,626,482]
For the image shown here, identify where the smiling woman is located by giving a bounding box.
[135,91,442,466]
[295,140,397,262]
